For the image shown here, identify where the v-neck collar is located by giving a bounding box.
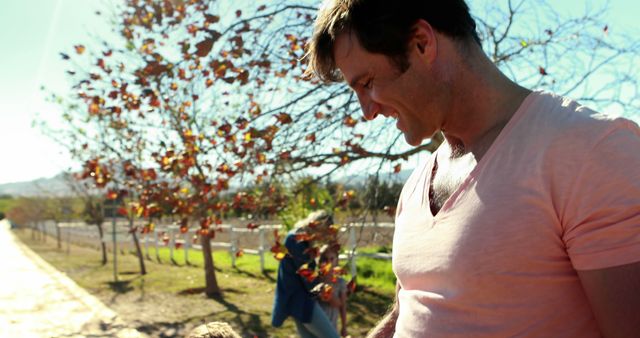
[425,91,539,218]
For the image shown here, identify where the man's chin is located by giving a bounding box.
[403,134,422,147]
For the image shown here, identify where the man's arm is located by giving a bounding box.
[366,282,400,338]
[577,261,640,338]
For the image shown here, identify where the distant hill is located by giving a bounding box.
[0,173,73,197]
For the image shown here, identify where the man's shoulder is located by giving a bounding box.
[517,91,639,149]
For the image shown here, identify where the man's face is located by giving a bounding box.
[333,31,444,146]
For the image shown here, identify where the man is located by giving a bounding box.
[305,0,640,337]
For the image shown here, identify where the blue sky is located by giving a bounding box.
[0,0,638,185]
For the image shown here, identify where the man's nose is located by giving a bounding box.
[357,94,380,121]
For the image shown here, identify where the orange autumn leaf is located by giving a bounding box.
[343,116,357,127]
[88,103,100,115]
[74,45,86,54]
[117,207,128,217]
[297,264,317,282]
[275,112,292,124]
[204,14,220,24]
[319,284,334,302]
[106,190,118,200]
[195,35,216,57]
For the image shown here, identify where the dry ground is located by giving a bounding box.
[15,229,394,337]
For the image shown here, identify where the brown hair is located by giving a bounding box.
[305,0,481,82]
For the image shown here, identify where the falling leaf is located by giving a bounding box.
[394,164,402,173]
[143,61,169,76]
[106,190,118,200]
[319,284,334,301]
[195,33,219,57]
[343,116,357,127]
[117,207,128,217]
[205,14,220,24]
[520,40,528,48]
[297,264,317,282]
[538,66,548,76]
[88,103,100,115]
[275,112,292,124]
[60,53,70,60]
[74,45,86,54]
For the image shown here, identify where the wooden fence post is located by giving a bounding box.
[183,229,190,265]
[169,227,175,263]
[154,228,160,261]
[230,227,237,268]
[259,227,265,273]
[349,224,357,277]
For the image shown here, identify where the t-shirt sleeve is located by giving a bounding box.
[563,120,640,270]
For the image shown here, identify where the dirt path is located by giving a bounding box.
[0,220,144,338]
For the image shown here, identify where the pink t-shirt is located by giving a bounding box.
[392,91,640,337]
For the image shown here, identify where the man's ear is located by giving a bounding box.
[411,19,437,63]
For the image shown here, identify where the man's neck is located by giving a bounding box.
[440,51,530,158]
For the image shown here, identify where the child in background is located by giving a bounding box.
[318,243,348,337]
[186,321,241,338]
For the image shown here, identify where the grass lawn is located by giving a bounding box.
[14,229,395,337]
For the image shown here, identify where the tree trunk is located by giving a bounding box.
[129,218,146,275]
[96,223,108,265]
[200,234,221,297]
[55,221,62,250]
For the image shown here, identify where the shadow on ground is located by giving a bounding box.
[134,289,269,338]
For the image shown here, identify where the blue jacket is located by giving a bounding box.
[272,230,318,327]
